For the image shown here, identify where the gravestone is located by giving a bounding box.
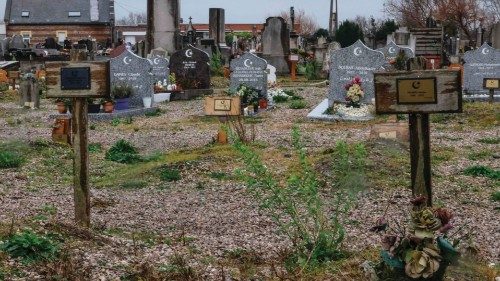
[377,41,415,61]
[463,43,500,95]
[110,44,127,58]
[148,56,170,83]
[261,17,290,74]
[267,64,277,85]
[322,42,341,73]
[493,22,500,49]
[230,52,268,97]
[149,47,167,58]
[169,45,210,89]
[45,37,58,49]
[110,49,154,107]
[10,35,26,49]
[329,40,386,104]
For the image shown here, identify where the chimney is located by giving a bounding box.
[90,0,99,21]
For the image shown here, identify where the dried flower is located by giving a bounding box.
[434,208,454,225]
[404,245,442,279]
[412,208,441,238]
[410,195,427,206]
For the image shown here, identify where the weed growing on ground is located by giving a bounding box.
[105,140,141,164]
[477,137,500,145]
[160,166,181,182]
[88,143,102,153]
[491,191,500,202]
[0,230,60,264]
[121,180,148,190]
[233,127,365,272]
[289,100,307,109]
[145,108,163,117]
[463,165,500,180]
[0,150,24,169]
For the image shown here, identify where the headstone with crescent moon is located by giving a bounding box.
[230,52,268,97]
[169,45,211,89]
[110,49,154,107]
[377,41,415,61]
[148,56,170,84]
[328,40,386,104]
[463,43,500,96]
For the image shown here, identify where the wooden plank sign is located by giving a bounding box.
[204,96,241,116]
[8,71,20,79]
[45,61,109,98]
[483,78,499,90]
[374,70,462,114]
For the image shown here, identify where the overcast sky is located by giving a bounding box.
[0,0,387,28]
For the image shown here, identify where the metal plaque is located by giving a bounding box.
[61,67,91,90]
[397,78,437,104]
[484,78,499,90]
[214,99,232,111]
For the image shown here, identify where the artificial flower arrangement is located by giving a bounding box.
[372,196,460,280]
[232,84,261,105]
[344,76,365,107]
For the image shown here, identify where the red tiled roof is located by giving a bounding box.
[180,23,302,33]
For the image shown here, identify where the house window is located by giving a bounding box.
[21,11,30,17]
[56,31,68,44]
[20,31,31,44]
[68,12,81,17]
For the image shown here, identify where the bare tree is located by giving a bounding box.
[384,0,435,28]
[278,9,319,36]
[116,12,147,26]
[481,0,500,21]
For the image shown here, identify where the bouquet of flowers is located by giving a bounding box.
[372,196,460,280]
[344,76,364,107]
[233,84,261,105]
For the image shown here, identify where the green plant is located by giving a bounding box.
[289,100,307,109]
[463,165,500,180]
[335,20,364,47]
[210,51,224,76]
[160,167,181,182]
[111,84,133,99]
[105,140,141,164]
[0,230,60,264]
[111,118,121,126]
[0,150,24,169]
[145,108,163,117]
[88,143,102,153]
[232,127,365,271]
[305,60,320,80]
[209,171,229,180]
[477,137,500,144]
[273,95,289,103]
[491,191,500,202]
[121,180,148,190]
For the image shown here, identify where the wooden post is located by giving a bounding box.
[489,89,494,104]
[146,0,154,53]
[409,113,432,206]
[291,61,297,81]
[72,98,90,227]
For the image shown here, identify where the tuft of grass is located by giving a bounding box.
[120,180,148,190]
[88,143,102,153]
[463,165,500,180]
[145,108,163,117]
[289,100,307,109]
[0,151,24,169]
[105,140,141,164]
[208,171,229,180]
[273,95,289,103]
[160,167,181,182]
[491,191,500,202]
[477,137,500,145]
[467,149,493,161]
[0,230,60,264]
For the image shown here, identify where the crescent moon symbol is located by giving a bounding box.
[388,47,396,54]
[244,59,253,68]
[185,49,193,58]
[412,81,421,89]
[354,47,362,56]
[482,48,490,55]
[123,56,132,65]
[153,58,160,65]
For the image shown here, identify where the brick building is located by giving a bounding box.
[4,0,115,46]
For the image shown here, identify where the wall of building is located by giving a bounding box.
[7,25,112,45]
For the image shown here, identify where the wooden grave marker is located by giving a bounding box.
[375,70,462,206]
[205,96,241,144]
[483,78,499,103]
[45,61,110,227]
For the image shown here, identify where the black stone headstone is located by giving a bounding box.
[169,45,210,89]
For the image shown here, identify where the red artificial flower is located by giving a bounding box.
[434,208,454,225]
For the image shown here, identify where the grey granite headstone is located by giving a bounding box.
[377,41,415,61]
[463,43,500,95]
[10,35,26,49]
[110,49,154,107]
[329,40,386,104]
[169,45,211,89]
[149,47,168,58]
[230,52,268,97]
[261,17,290,74]
[148,56,170,83]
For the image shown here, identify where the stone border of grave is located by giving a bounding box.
[307,99,375,122]
[48,107,159,121]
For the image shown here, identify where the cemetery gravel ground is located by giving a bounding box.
[0,85,499,280]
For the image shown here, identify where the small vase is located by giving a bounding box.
[103,102,114,113]
[56,102,67,114]
[114,98,129,110]
[259,98,268,109]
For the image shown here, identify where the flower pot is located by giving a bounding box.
[142,97,152,108]
[154,93,171,103]
[114,98,129,110]
[56,102,67,114]
[87,103,101,113]
[103,102,114,113]
[259,98,268,109]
